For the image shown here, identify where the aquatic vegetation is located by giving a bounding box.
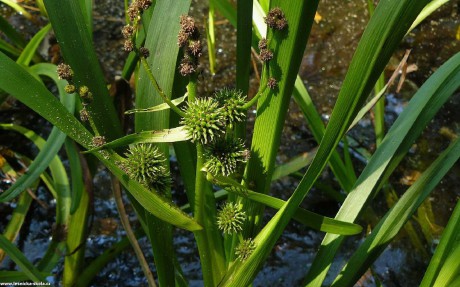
[0,0,459,286]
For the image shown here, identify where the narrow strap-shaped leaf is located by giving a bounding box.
[331,137,460,286]
[0,234,47,282]
[0,124,69,203]
[305,51,460,287]
[44,0,123,141]
[271,148,316,181]
[16,24,51,66]
[84,126,191,153]
[0,38,21,58]
[0,52,94,148]
[0,0,33,20]
[0,179,34,263]
[421,198,460,287]
[125,94,188,114]
[65,139,85,214]
[239,0,319,237]
[64,151,89,286]
[208,173,362,235]
[0,122,71,272]
[236,0,253,94]
[433,243,460,287]
[0,15,26,48]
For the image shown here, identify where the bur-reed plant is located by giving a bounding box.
[0,0,459,286]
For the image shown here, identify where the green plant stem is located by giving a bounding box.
[140,56,185,117]
[86,110,101,136]
[193,144,224,286]
[207,0,216,75]
[187,74,198,101]
[112,177,157,287]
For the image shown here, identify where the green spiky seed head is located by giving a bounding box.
[124,144,171,193]
[181,98,225,144]
[204,137,249,176]
[217,202,246,234]
[214,88,246,127]
[235,238,256,261]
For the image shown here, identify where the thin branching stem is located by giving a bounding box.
[140,57,186,117]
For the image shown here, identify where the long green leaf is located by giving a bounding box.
[84,127,191,153]
[0,234,47,282]
[331,137,460,286]
[125,94,187,114]
[0,0,33,20]
[272,148,316,181]
[44,0,123,141]
[16,24,51,66]
[305,51,460,286]
[209,173,362,235]
[433,243,460,287]
[292,77,356,192]
[220,1,429,285]
[0,15,26,48]
[421,198,460,287]
[239,0,319,237]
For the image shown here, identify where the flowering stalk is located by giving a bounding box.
[140,57,186,117]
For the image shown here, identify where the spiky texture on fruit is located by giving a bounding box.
[204,137,249,176]
[216,202,246,234]
[214,88,247,127]
[124,144,171,193]
[181,98,225,144]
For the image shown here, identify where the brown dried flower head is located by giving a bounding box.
[179,15,197,36]
[265,7,288,30]
[259,49,273,62]
[123,40,134,52]
[57,63,73,81]
[187,40,202,57]
[137,0,152,11]
[121,25,134,38]
[127,4,139,21]
[177,31,189,47]
[179,57,196,76]
[258,38,268,50]
[267,77,278,89]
